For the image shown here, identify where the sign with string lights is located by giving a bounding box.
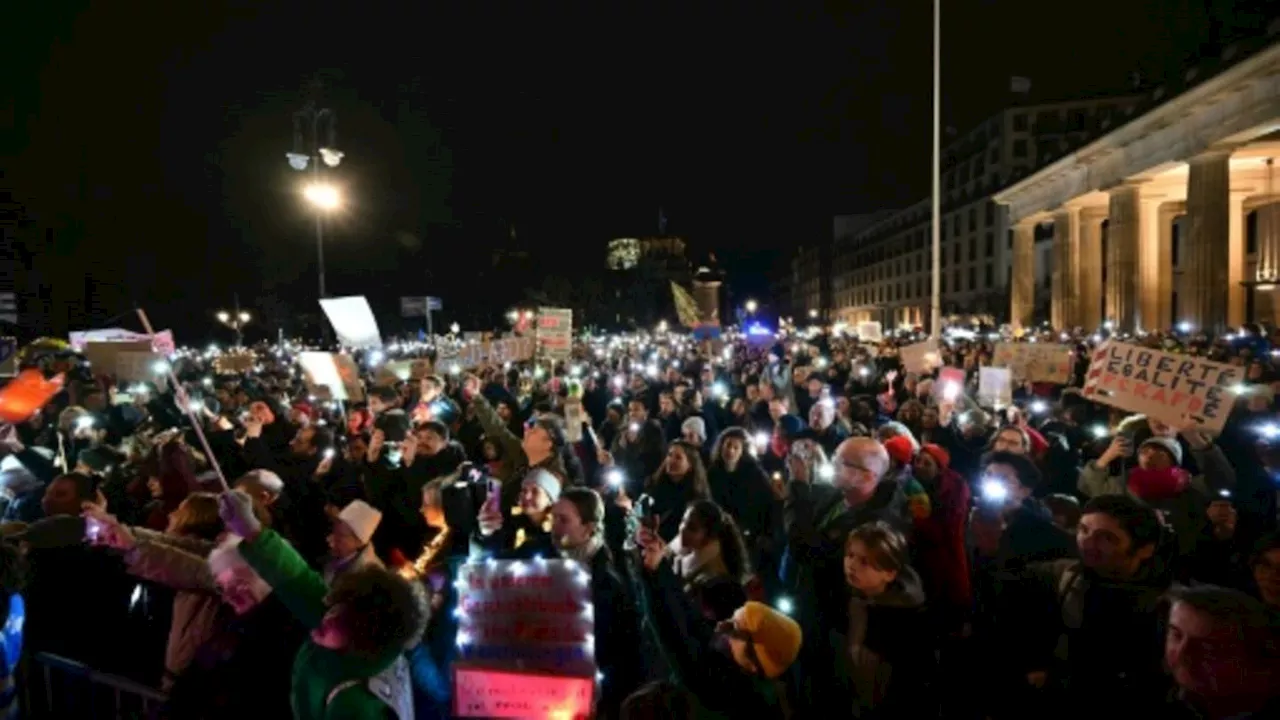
[452,558,596,718]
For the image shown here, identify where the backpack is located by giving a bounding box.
[325,655,414,719]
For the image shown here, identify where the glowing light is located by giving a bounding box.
[1090,424,1108,439]
[605,469,624,487]
[1030,400,1048,414]
[981,479,1009,503]
[303,183,341,210]
[776,596,795,615]
[817,464,835,481]
[152,361,170,375]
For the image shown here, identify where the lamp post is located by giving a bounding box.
[745,299,758,315]
[287,104,343,301]
[216,294,251,347]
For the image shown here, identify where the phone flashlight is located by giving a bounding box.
[980,478,1009,504]
[1219,489,1232,499]
[75,416,95,431]
[323,448,336,460]
[85,517,102,541]
[605,469,625,488]
[1259,423,1280,440]
[776,596,795,615]
[818,464,835,481]
[1091,424,1108,439]
[943,383,960,401]
[753,432,770,449]
[1030,400,1048,414]
[628,423,640,434]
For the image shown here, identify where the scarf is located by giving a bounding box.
[1127,466,1191,503]
[559,534,604,571]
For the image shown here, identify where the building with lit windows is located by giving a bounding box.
[829,93,1143,331]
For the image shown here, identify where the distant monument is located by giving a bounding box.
[692,257,724,337]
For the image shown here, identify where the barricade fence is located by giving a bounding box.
[22,652,167,719]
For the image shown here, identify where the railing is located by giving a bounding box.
[22,652,167,719]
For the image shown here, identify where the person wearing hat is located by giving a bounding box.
[1082,422,1236,557]
[637,524,801,718]
[473,466,562,559]
[324,500,385,585]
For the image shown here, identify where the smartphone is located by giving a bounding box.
[85,517,102,542]
[638,495,659,532]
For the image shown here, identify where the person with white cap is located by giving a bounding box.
[473,466,563,559]
[324,500,385,585]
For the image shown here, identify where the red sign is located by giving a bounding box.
[453,667,593,719]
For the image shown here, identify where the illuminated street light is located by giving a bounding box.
[215,295,251,347]
[450,322,461,335]
[303,183,341,210]
[808,309,819,319]
[745,299,758,314]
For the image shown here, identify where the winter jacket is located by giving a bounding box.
[238,528,405,719]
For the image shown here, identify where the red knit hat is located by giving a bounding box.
[920,443,951,469]
[882,435,915,465]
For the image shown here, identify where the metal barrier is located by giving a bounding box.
[22,652,167,719]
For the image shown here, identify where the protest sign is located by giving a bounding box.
[453,558,595,715]
[453,667,594,719]
[977,367,1013,409]
[898,339,941,374]
[536,308,573,361]
[856,321,883,342]
[319,296,383,348]
[70,328,176,356]
[1082,341,1241,432]
[993,342,1072,384]
[213,350,256,374]
[298,352,365,402]
[115,351,165,383]
[83,341,152,378]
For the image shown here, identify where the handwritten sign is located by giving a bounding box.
[1082,341,1241,432]
[899,339,941,374]
[536,308,573,361]
[993,342,1072,384]
[453,667,593,719]
[455,558,595,677]
[856,321,883,342]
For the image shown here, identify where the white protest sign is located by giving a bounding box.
[856,321,883,342]
[563,400,586,444]
[454,559,596,677]
[453,667,594,719]
[319,296,383,348]
[977,366,1013,409]
[898,339,941,374]
[298,352,349,401]
[536,308,573,361]
[1082,341,1241,432]
[115,351,165,383]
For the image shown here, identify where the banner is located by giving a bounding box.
[319,296,383,348]
[993,342,1072,384]
[70,328,176,356]
[1082,341,1241,432]
[535,308,573,361]
[671,281,700,328]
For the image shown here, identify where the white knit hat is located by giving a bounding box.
[337,500,382,545]
[681,416,707,441]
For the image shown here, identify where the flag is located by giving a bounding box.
[671,282,700,328]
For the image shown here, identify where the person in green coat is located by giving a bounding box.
[219,490,428,719]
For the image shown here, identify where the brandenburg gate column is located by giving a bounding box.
[1106,183,1142,330]
[1184,149,1232,334]
[1050,208,1079,329]
[1077,207,1107,330]
[1010,220,1036,331]
[1136,191,1172,332]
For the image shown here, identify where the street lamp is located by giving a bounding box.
[808,309,819,319]
[288,103,342,301]
[745,299,758,314]
[216,307,251,347]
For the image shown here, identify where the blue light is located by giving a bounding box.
[747,323,772,336]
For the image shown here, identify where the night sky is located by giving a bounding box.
[5,0,1273,340]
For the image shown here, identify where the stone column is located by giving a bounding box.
[1158,202,1184,328]
[1010,220,1036,330]
[1136,194,1168,332]
[1050,208,1078,329]
[1077,208,1106,329]
[1228,190,1248,327]
[1106,183,1142,329]
[1185,149,1232,334]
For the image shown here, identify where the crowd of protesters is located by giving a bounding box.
[0,321,1277,718]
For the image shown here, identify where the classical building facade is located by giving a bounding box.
[995,34,1280,334]
[831,94,1144,331]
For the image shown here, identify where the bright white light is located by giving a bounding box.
[722,347,732,360]
[815,357,829,369]
[456,631,472,648]
[202,377,213,387]
[367,351,384,366]
[605,469,624,487]
[534,367,546,379]
[303,183,340,210]
[237,311,251,323]
[449,363,461,375]
[981,479,1009,503]
[612,375,624,388]
[152,361,170,375]
[570,365,582,378]
[512,562,527,578]
[1232,383,1249,395]
[188,399,204,413]
[318,147,344,167]
[859,367,870,377]
[450,323,461,335]
[745,299,758,313]
[628,423,640,434]
[942,382,960,401]
[1030,400,1048,414]
[753,432,770,449]
[1260,423,1280,439]
[712,382,727,398]
[817,464,835,481]
[216,311,230,323]
[75,416,95,431]
[1103,321,1114,330]
[286,152,310,171]
[1177,321,1193,333]
[776,596,795,615]
[1091,424,1108,439]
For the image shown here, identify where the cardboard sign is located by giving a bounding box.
[298,352,356,402]
[993,342,1072,384]
[454,559,595,677]
[453,667,593,719]
[115,351,165,383]
[82,341,151,378]
[898,339,941,374]
[70,329,176,356]
[856,321,883,342]
[1082,341,1241,432]
[214,350,257,374]
[536,308,573,361]
[563,400,586,444]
